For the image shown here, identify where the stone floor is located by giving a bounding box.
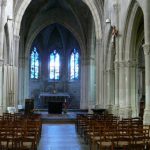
[38,123,89,150]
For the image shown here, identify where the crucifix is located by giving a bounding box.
[112,26,118,48]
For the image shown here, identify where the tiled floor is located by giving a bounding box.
[38,123,89,150]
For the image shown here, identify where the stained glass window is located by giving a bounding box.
[30,47,39,79]
[70,49,79,80]
[49,50,60,80]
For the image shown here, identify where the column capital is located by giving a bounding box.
[124,60,137,68]
[115,60,137,68]
[143,44,150,55]
[119,61,125,67]
[106,68,114,73]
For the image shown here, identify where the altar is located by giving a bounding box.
[39,92,70,114]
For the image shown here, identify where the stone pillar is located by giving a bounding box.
[87,56,96,113]
[143,44,150,124]
[124,61,133,118]
[3,64,7,111]
[0,60,3,114]
[118,61,126,118]
[80,56,88,109]
[106,69,115,113]
[113,61,119,116]
[18,57,24,106]
[13,66,18,110]
[143,1,150,45]
[95,38,104,108]
[143,0,150,125]
[112,2,120,116]
[0,0,7,59]
[0,0,7,114]
[13,35,20,110]
[13,35,20,66]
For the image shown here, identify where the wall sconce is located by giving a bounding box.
[105,18,111,24]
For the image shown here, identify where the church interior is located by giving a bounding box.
[0,0,150,149]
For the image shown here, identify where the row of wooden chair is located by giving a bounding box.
[0,113,42,150]
[76,114,150,150]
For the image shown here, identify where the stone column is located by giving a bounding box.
[143,1,150,45]
[95,38,104,108]
[143,44,150,124]
[3,64,7,111]
[0,0,7,114]
[80,56,88,109]
[124,61,133,118]
[106,69,115,113]
[87,56,96,113]
[13,35,20,66]
[13,66,18,110]
[143,0,150,125]
[13,35,20,110]
[0,60,4,114]
[118,61,126,118]
[0,0,7,59]
[112,2,120,116]
[113,61,119,116]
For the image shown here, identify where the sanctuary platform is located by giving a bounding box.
[34,109,88,123]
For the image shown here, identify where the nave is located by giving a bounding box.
[38,123,88,150]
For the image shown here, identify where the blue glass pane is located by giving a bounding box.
[49,50,60,80]
[30,47,39,79]
[70,49,79,80]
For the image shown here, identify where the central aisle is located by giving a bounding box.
[38,124,89,150]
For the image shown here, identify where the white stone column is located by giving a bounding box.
[142,0,150,125]
[124,61,134,118]
[118,61,126,118]
[143,1,150,45]
[13,35,20,110]
[80,57,88,109]
[143,44,150,124]
[112,2,120,116]
[0,0,7,114]
[0,60,4,114]
[13,35,20,66]
[86,21,96,112]
[87,56,96,113]
[113,61,119,116]
[3,64,7,111]
[95,38,104,108]
[0,0,7,59]
[18,57,24,106]
[13,66,18,110]
[106,69,115,113]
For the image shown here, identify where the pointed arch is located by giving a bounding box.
[14,0,102,39]
[123,0,144,60]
